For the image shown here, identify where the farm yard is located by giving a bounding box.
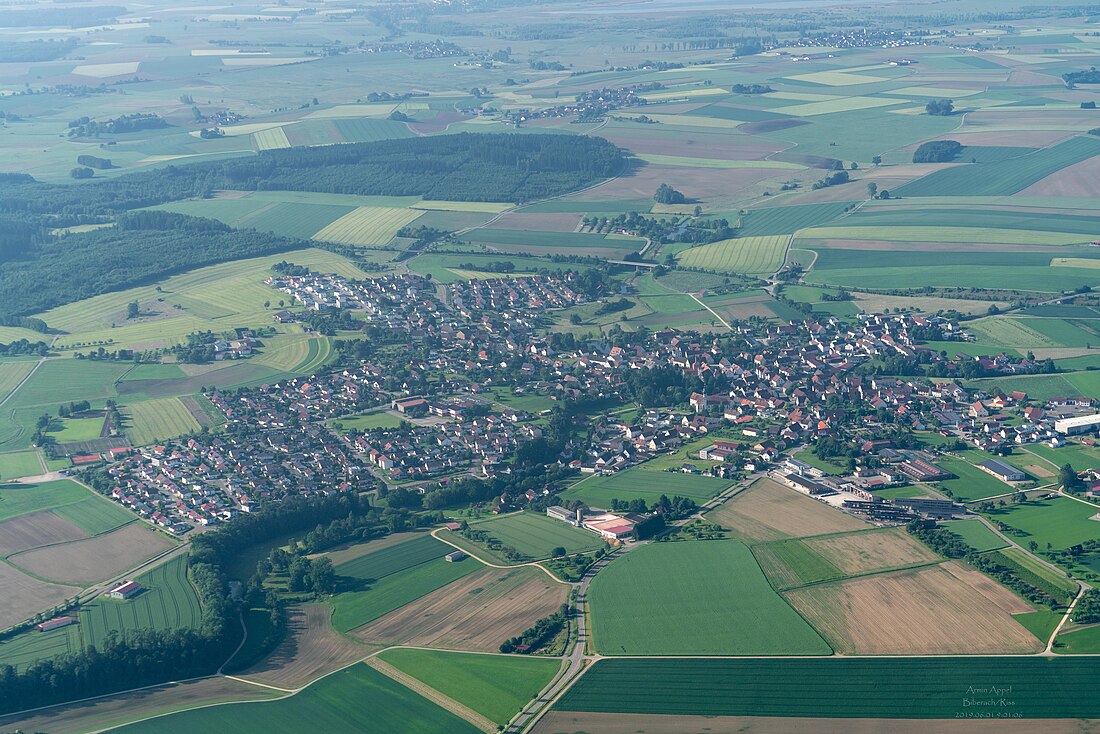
[586,541,831,656]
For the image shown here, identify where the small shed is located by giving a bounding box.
[445,550,467,562]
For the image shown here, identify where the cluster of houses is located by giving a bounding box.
[503,82,661,125]
[266,273,444,333]
[448,275,587,314]
[96,427,370,532]
[354,413,544,480]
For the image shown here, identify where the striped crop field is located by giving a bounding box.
[312,207,424,247]
[412,200,513,213]
[677,236,789,275]
[252,127,291,150]
[125,397,203,446]
[801,225,1091,246]
[554,657,1100,718]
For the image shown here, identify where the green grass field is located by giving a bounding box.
[378,648,559,726]
[1022,441,1100,472]
[329,411,404,432]
[677,235,789,275]
[0,479,101,523]
[124,397,203,446]
[586,541,831,656]
[984,496,1100,551]
[114,663,482,734]
[52,494,136,536]
[48,416,105,443]
[333,534,448,581]
[312,206,424,247]
[555,657,1100,718]
[751,536,844,589]
[0,450,41,480]
[330,557,477,632]
[560,468,731,508]
[79,555,202,649]
[944,519,1008,551]
[736,202,852,237]
[465,512,604,561]
[897,136,1100,197]
[1057,624,1100,654]
[934,456,1014,501]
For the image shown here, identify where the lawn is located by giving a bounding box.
[378,648,559,726]
[560,468,731,508]
[329,411,404,431]
[48,416,105,443]
[983,496,1100,551]
[586,541,831,656]
[897,136,1100,197]
[676,235,789,275]
[330,556,477,633]
[465,512,604,561]
[113,663,482,734]
[555,657,1100,718]
[944,518,1008,551]
[0,450,41,480]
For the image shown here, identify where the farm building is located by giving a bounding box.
[780,472,834,496]
[37,616,75,632]
[978,459,1025,483]
[893,497,959,520]
[107,581,142,600]
[444,550,467,562]
[547,505,581,526]
[582,513,636,540]
[1054,414,1100,435]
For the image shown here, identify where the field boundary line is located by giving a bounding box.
[689,293,734,332]
[1047,583,1087,653]
[430,527,568,583]
[222,675,295,694]
[366,655,497,733]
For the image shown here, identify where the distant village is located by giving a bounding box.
[76,269,1100,533]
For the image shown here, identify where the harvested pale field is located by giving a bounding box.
[804,527,940,576]
[1026,464,1055,478]
[941,559,1034,614]
[533,712,1100,734]
[784,562,1040,655]
[0,675,277,734]
[596,133,792,161]
[924,129,1071,147]
[586,165,782,203]
[0,563,75,630]
[780,177,915,204]
[10,523,174,585]
[317,531,423,566]
[312,206,423,247]
[490,211,584,231]
[1019,154,1100,198]
[707,479,866,543]
[351,566,569,651]
[72,61,140,78]
[240,604,367,689]
[0,510,87,556]
[807,238,1065,253]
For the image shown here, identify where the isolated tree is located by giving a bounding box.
[872,154,882,165]
[309,557,336,595]
[925,98,955,116]
[1060,463,1084,492]
[126,301,139,319]
[866,182,878,198]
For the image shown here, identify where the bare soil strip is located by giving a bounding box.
[10,523,175,585]
[367,656,495,733]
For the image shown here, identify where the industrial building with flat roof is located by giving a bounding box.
[1055,414,1100,435]
[978,458,1026,483]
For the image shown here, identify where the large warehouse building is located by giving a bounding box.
[1054,414,1100,435]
